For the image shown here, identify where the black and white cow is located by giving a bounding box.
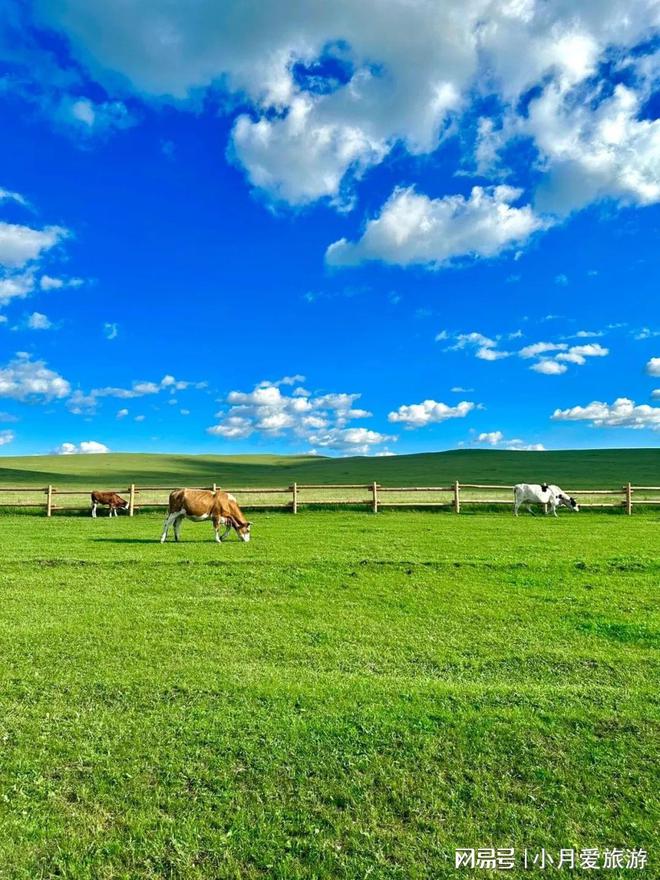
[513,483,579,517]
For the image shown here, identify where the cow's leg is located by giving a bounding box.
[91,502,97,518]
[513,496,520,516]
[527,503,535,515]
[213,516,229,543]
[173,512,185,542]
[161,511,178,542]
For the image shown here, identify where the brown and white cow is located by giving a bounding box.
[160,488,252,543]
[91,491,129,518]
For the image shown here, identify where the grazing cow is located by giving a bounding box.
[161,488,252,543]
[513,483,579,517]
[91,491,129,518]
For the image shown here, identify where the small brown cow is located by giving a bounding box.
[91,491,129,518]
[160,488,252,544]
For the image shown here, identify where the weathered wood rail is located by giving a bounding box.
[0,481,657,515]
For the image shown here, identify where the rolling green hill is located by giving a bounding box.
[0,448,657,489]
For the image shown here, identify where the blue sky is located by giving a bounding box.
[0,1,659,457]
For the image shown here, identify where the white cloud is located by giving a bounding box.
[522,341,609,373]
[0,272,36,306]
[531,360,568,375]
[27,311,52,330]
[0,223,67,269]
[62,97,134,133]
[0,353,70,401]
[326,185,544,268]
[40,274,84,290]
[529,82,660,215]
[646,357,660,377]
[0,189,28,207]
[33,0,660,222]
[116,408,129,419]
[552,397,660,431]
[476,430,504,445]
[555,343,609,365]
[445,331,511,361]
[633,327,660,340]
[68,373,205,414]
[0,429,15,446]
[476,430,545,451]
[103,322,119,340]
[54,440,111,455]
[519,341,568,359]
[208,378,390,454]
[387,399,475,429]
[306,426,395,454]
[652,390,660,400]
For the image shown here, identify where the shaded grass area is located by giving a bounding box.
[0,511,658,878]
[0,447,658,490]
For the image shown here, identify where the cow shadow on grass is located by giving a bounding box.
[90,537,244,544]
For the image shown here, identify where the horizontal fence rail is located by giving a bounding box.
[0,481,658,516]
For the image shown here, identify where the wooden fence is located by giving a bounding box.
[0,482,658,515]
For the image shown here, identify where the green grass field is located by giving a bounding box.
[0,509,658,878]
[0,448,658,489]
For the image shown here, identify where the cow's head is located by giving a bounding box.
[232,518,253,541]
[558,493,579,512]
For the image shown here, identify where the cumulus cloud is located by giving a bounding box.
[442,330,511,361]
[31,0,660,224]
[208,378,391,454]
[646,357,660,377]
[326,186,544,268]
[531,360,568,375]
[68,373,206,414]
[528,82,660,215]
[552,397,660,431]
[523,341,609,374]
[54,441,111,454]
[0,353,70,401]
[40,274,84,290]
[0,188,77,309]
[438,330,608,373]
[0,429,15,446]
[387,399,476,429]
[476,431,545,451]
[26,311,52,330]
[0,222,67,270]
[0,272,36,306]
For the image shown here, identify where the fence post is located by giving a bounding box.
[292,482,298,514]
[46,485,53,517]
[372,481,379,513]
[454,480,460,514]
[625,482,633,516]
[212,482,217,493]
[129,483,136,517]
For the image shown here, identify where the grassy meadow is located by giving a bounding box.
[0,448,658,489]
[0,508,658,878]
[0,448,658,514]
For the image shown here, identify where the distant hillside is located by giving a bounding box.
[0,449,657,489]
